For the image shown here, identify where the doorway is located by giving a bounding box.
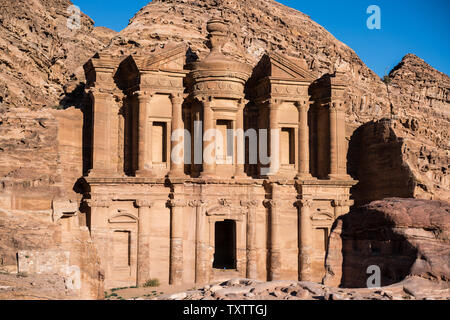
[213,220,236,269]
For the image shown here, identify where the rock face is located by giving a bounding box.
[0,0,116,110]
[0,107,83,210]
[349,55,450,205]
[0,208,104,299]
[324,198,450,288]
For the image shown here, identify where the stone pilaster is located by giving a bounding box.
[136,91,154,177]
[234,99,246,178]
[135,199,153,285]
[86,197,112,287]
[296,100,313,179]
[189,200,209,284]
[88,89,117,176]
[268,100,280,176]
[241,200,258,279]
[167,199,186,285]
[264,199,281,280]
[201,97,217,178]
[169,93,186,177]
[328,100,350,179]
[296,198,314,281]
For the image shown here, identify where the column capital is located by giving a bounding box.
[263,199,280,209]
[188,200,207,208]
[167,199,187,208]
[85,198,111,208]
[240,200,258,208]
[88,88,112,100]
[135,199,154,208]
[238,98,249,109]
[330,100,346,112]
[295,199,314,208]
[266,98,282,108]
[197,95,213,105]
[134,90,154,102]
[295,99,312,111]
[169,92,184,105]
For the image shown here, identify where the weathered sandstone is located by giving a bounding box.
[324,198,450,288]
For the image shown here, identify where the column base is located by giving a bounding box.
[199,173,219,180]
[328,174,353,181]
[232,173,250,180]
[295,173,315,181]
[167,171,188,180]
[136,170,156,178]
[88,169,121,178]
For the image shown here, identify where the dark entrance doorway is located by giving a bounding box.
[213,220,236,269]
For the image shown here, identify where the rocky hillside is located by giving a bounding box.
[325,198,450,288]
[0,0,116,110]
[388,55,450,200]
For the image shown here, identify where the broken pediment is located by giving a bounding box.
[253,51,314,82]
[134,43,188,72]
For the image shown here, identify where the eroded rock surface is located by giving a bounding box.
[324,198,450,288]
[0,0,116,110]
[0,208,104,299]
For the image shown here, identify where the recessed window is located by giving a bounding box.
[152,122,167,163]
[216,120,233,163]
[281,128,295,165]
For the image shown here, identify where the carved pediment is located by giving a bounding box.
[254,52,314,81]
[135,44,187,72]
[108,211,138,224]
[311,211,334,221]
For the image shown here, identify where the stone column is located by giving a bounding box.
[169,93,185,177]
[296,100,312,179]
[329,100,348,179]
[167,199,186,285]
[136,199,153,285]
[136,91,154,177]
[89,89,116,176]
[264,199,281,280]
[86,197,112,287]
[234,100,246,178]
[268,100,280,176]
[297,199,313,281]
[201,97,216,178]
[242,200,258,279]
[189,200,209,284]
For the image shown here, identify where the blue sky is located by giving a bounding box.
[72,0,450,78]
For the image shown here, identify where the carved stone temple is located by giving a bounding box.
[81,19,356,289]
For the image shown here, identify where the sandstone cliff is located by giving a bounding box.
[0,207,104,299]
[0,0,116,110]
[350,55,449,205]
[324,198,450,288]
